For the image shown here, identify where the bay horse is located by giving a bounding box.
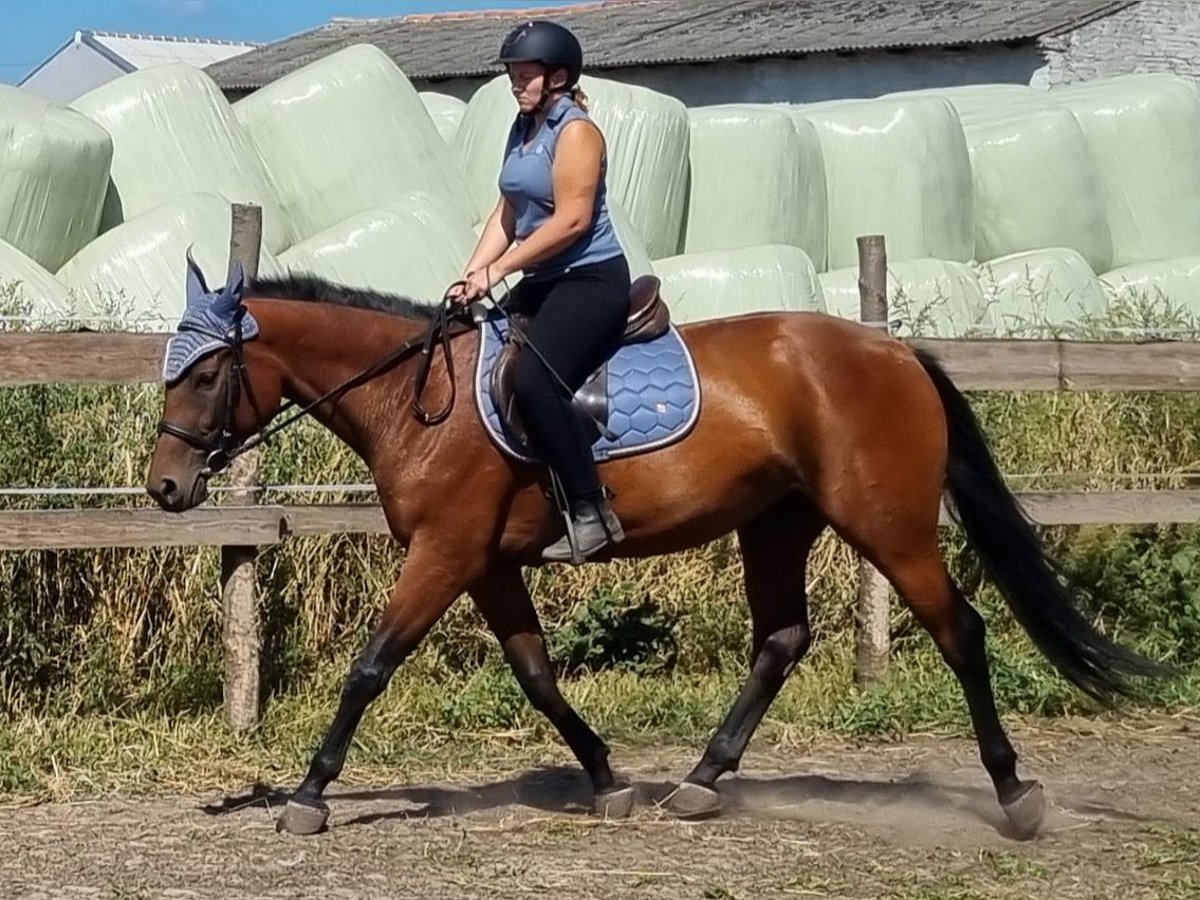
[146,257,1164,840]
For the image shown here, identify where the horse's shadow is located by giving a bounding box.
[202,765,1149,838]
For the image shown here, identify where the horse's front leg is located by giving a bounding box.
[277,539,473,835]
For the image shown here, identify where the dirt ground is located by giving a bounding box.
[1,715,1197,900]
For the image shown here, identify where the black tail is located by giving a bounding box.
[914,349,1169,704]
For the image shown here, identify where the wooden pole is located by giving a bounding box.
[221,203,263,730]
[855,234,891,686]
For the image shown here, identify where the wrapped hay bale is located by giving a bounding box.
[1051,74,1200,268]
[0,238,73,324]
[652,245,826,324]
[792,97,974,270]
[58,193,283,329]
[456,74,689,259]
[234,45,475,243]
[609,200,655,280]
[71,64,289,253]
[883,84,1044,121]
[420,91,467,145]
[683,105,827,268]
[277,189,478,304]
[1100,257,1200,314]
[819,259,988,337]
[963,103,1112,272]
[0,86,113,272]
[978,248,1109,335]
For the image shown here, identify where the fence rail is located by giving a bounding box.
[6,331,1200,391]
[1,491,1198,552]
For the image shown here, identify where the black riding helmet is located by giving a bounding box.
[494,20,584,89]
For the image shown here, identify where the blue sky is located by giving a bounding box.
[2,1,589,84]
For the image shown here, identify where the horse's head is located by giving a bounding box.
[146,252,280,512]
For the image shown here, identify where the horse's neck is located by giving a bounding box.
[247,298,429,462]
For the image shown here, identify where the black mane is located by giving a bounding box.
[248,273,441,320]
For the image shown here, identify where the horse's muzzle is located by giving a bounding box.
[147,470,208,512]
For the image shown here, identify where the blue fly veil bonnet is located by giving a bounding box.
[161,250,260,385]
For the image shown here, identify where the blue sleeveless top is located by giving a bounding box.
[498,95,624,279]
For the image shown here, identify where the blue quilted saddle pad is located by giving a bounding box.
[474,313,701,463]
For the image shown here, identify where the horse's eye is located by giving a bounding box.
[196,370,218,388]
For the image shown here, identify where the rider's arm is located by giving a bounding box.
[462,196,517,277]
[493,120,602,278]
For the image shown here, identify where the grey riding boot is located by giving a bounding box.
[542,493,625,564]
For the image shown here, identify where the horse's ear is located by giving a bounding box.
[213,259,246,318]
[225,259,245,302]
[185,246,209,308]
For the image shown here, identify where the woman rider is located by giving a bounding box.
[450,20,632,564]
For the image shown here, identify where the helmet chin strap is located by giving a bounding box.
[531,65,569,115]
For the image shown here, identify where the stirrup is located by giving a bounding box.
[542,474,623,565]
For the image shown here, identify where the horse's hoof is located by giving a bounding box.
[276,799,330,836]
[1001,781,1046,841]
[594,785,635,819]
[665,781,722,820]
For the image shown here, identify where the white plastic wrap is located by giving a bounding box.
[57,193,283,330]
[71,64,289,253]
[0,238,73,323]
[819,259,988,337]
[0,86,113,272]
[652,245,826,324]
[276,189,478,305]
[683,105,827,268]
[963,104,1113,272]
[978,248,1109,334]
[420,91,467,145]
[883,84,1044,121]
[609,200,655,279]
[1051,74,1200,268]
[455,74,690,259]
[792,97,975,270]
[234,45,476,245]
[1100,257,1200,314]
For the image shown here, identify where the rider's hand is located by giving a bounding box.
[448,268,493,308]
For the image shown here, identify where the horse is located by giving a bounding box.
[146,255,1165,840]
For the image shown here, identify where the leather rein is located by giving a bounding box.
[156,290,473,477]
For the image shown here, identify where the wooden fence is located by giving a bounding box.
[4,226,1200,723]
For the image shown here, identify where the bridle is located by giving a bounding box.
[156,292,471,477]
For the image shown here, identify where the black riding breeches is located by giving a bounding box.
[507,254,632,507]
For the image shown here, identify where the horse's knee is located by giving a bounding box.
[343,656,391,702]
[515,664,564,716]
[760,623,811,679]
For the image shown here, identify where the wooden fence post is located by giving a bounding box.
[855,234,892,686]
[222,202,263,730]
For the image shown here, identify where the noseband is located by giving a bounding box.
[156,297,470,477]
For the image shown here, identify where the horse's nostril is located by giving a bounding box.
[159,477,180,502]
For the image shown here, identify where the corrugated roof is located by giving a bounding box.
[206,0,1137,90]
[86,30,259,71]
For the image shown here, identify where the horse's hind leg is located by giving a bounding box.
[667,495,824,819]
[829,476,1045,837]
[875,548,1045,838]
[470,567,633,818]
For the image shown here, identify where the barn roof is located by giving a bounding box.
[205,0,1136,90]
[85,31,260,71]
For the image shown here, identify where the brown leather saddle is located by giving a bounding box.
[489,274,671,446]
